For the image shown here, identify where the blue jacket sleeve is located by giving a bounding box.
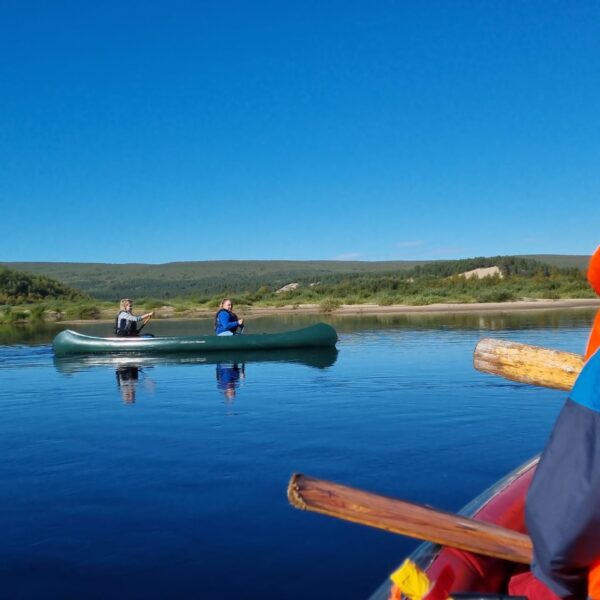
[217,310,238,332]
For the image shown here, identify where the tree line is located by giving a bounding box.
[0,257,594,318]
[0,266,88,305]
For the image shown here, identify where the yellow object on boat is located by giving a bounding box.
[389,559,431,600]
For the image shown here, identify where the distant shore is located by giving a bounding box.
[269,298,600,316]
[59,298,600,324]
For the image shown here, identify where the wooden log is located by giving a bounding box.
[473,338,584,391]
[288,473,532,564]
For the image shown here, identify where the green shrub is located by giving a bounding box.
[403,294,439,306]
[232,295,252,307]
[474,290,516,303]
[76,304,101,319]
[544,291,560,300]
[378,295,396,306]
[139,298,164,310]
[320,298,341,313]
[5,308,28,323]
[29,305,46,321]
[207,297,221,309]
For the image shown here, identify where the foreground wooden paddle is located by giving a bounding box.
[473,338,584,391]
[288,473,532,564]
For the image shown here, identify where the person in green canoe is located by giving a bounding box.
[214,298,244,336]
[115,298,154,337]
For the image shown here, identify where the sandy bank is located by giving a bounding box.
[326,298,600,316]
[60,298,600,325]
[242,298,600,317]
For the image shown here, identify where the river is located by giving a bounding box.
[0,310,592,599]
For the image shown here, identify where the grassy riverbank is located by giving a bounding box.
[2,285,599,326]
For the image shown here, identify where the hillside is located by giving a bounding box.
[515,255,590,269]
[0,265,88,305]
[1,260,428,300]
[2,255,590,301]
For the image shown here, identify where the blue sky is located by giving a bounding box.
[1,1,599,263]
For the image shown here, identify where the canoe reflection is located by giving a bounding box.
[53,347,338,375]
[54,348,338,404]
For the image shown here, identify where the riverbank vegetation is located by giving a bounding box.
[1,256,594,324]
[0,266,97,324]
[0,265,87,304]
[223,257,592,310]
[2,255,589,300]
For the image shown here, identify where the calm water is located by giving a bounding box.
[0,310,594,599]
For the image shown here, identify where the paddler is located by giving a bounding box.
[115,298,154,337]
[214,298,244,336]
[511,246,600,600]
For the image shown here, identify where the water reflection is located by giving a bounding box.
[53,348,337,404]
[53,347,338,375]
[0,322,64,345]
[216,362,245,401]
[114,365,157,404]
[320,309,598,333]
[1,309,597,347]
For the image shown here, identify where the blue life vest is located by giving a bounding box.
[214,309,239,334]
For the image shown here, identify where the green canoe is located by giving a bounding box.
[52,323,338,356]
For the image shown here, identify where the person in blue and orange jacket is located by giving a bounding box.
[584,245,600,600]
[585,246,600,360]
[521,246,600,600]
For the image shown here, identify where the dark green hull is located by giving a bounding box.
[52,323,338,356]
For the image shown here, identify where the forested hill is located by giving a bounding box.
[0,266,88,304]
[2,255,590,301]
[1,260,427,300]
[517,254,590,269]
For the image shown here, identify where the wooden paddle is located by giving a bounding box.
[288,473,532,564]
[473,338,584,391]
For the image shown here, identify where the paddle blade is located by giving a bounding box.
[288,473,532,564]
[473,338,584,391]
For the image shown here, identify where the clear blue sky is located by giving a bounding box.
[1,1,599,263]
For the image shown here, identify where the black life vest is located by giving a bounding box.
[116,366,139,384]
[115,312,138,337]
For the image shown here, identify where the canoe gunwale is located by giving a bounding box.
[368,455,540,600]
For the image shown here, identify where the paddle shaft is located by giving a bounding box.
[137,312,154,334]
[473,338,584,391]
[288,473,532,564]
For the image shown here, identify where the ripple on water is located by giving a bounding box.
[0,344,53,370]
